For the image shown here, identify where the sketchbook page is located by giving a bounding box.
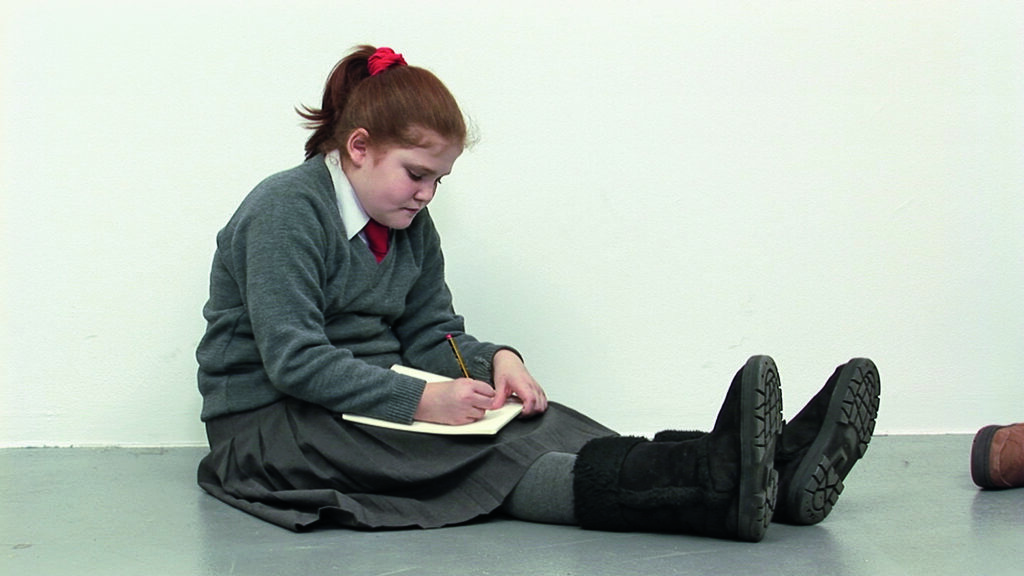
[342,401,523,435]
[388,364,451,382]
[339,365,525,435]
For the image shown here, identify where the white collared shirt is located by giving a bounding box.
[324,150,371,243]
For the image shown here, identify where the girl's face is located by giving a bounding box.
[344,128,462,230]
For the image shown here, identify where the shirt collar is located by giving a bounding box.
[325,150,370,241]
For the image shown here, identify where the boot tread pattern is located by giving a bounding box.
[841,362,880,458]
[741,356,783,542]
[794,359,879,524]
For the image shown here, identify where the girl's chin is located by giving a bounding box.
[388,210,421,228]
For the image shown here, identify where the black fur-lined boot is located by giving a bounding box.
[656,358,881,525]
[772,358,880,525]
[572,356,783,542]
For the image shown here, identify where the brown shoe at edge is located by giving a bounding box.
[971,423,1024,489]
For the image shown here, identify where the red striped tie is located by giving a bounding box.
[364,220,390,262]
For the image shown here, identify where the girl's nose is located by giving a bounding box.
[415,185,436,203]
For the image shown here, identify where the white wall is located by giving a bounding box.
[3,0,1022,447]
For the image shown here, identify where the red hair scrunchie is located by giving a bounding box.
[368,47,407,76]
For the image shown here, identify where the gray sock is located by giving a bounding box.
[501,451,578,525]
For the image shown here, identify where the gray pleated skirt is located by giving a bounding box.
[197,398,615,531]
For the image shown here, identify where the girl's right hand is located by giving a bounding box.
[413,379,496,425]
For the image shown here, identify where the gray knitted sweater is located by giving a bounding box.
[197,155,508,423]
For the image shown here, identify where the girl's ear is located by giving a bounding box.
[346,128,371,167]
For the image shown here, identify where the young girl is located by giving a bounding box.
[196,45,880,542]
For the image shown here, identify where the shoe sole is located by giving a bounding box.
[736,355,784,542]
[971,425,1000,489]
[779,358,880,525]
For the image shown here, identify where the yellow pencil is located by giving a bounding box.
[446,333,471,378]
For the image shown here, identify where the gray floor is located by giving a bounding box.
[1,435,1021,576]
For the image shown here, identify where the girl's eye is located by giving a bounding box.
[407,170,423,182]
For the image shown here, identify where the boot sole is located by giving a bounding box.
[736,355,784,542]
[779,358,880,525]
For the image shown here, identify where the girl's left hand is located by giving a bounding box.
[491,349,548,417]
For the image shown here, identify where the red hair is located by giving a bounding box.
[299,45,467,160]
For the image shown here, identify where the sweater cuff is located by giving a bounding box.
[467,344,523,385]
[383,375,427,424]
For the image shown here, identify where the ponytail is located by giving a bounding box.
[298,45,467,160]
[298,45,374,159]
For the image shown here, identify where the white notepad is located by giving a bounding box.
[341,365,523,435]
